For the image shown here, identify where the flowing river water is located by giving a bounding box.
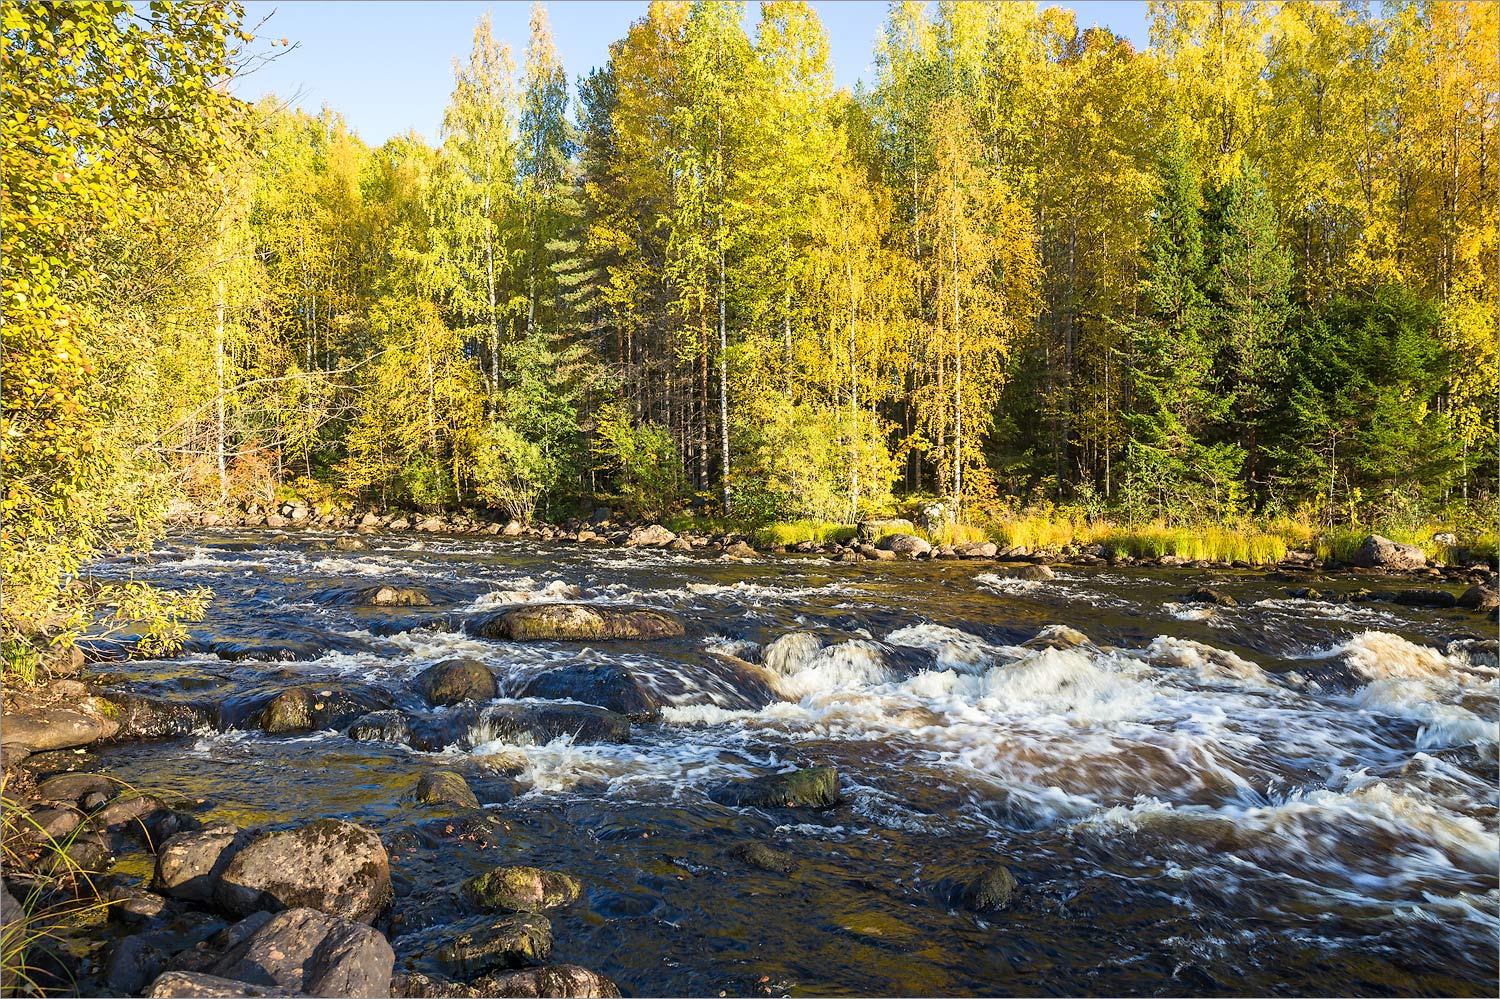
[79,530,1497,997]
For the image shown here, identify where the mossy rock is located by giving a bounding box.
[402,913,553,978]
[726,841,797,874]
[711,766,840,809]
[959,863,1017,913]
[259,685,391,735]
[472,605,683,642]
[414,771,480,809]
[462,866,582,913]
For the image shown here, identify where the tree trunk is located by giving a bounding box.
[215,276,227,504]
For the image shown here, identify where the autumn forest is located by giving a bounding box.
[3,0,1497,653]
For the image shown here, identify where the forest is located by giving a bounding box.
[3,0,1497,659]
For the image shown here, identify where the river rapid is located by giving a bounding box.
[80,530,1498,997]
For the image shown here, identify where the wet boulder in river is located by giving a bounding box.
[473,966,622,998]
[726,840,798,874]
[1021,624,1089,651]
[462,866,582,913]
[414,659,497,706]
[1393,588,1457,608]
[1458,582,1498,613]
[348,710,412,745]
[511,663,662,722]
[98,690,213,739]
[414,771,480,810]
[874,533,931,558]
[1001,563,1055,581]
[473,604,683,642]
[711,766,840,809]
[145,971,300,997]
[259,684,393,735]
[399,912,553,978]
[215,819,393,924]
[1184,586,1238,607]
[959,862,1018,913]
[1350,534,1426,571]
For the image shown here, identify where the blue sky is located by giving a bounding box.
[237,1,1152,146]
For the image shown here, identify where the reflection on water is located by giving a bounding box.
[82,530,1498,997]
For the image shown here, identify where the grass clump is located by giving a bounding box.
[755,520,857,547]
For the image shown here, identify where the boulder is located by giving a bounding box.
[1393,588,1458,608]
[1184,587,1237,607]
[393,967,620,999]
[624,524,677,547]
[414,660,497,707]
[501,521,524,537]
[363,585,432,607]
[347,710,412,745]
[155,824,248,904]
[1001,564,1055,581]
[711,766,839,809]
[856,518,914,541]
[146,971,300,997]
[208,907,394,998]
[1458,583,1499,613]
[874,533,931,558]
[722,540,757,559]
[98,691,213,739]
[1350,534,1427,571]
[473,604,684,642]
[726,841,797,874]
[414,771,480,810]
[959,862,1017,913]
[259,685,392,735]
[0,707,118,753]
[333,536,369,552]
[1021,625,1090,651]
[955,541,998,559]
[512,663,662,721]
[462,867,582,913]
[401,913,552,979]
[35,771,115,806]
[913,502,951,532]
[215,819,392,923]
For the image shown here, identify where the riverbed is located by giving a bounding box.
[77,530,1499,996]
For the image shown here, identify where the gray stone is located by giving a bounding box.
[960,862,1018,913]
[146,971,300,997]
[473,604,683,642]
[0,708,118,752]
[1351,534,1427,571]
[402,913,552,979]
[155,824,248,904]
[210,907,394,998]
[215,820,392,923]
[624,524,676,547]
[874,533,931,558]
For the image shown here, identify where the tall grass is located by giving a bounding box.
[754,520,858,547]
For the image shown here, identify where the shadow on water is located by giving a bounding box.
[73,529,1498,997]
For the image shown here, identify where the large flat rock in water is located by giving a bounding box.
[472,604,683,641]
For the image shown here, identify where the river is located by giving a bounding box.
[78,530,1498,997]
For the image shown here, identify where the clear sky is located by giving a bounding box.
[237,1,1153,146]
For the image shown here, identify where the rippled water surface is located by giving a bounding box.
[85,531,1498,996]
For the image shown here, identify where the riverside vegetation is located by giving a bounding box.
[1,2,1498,997]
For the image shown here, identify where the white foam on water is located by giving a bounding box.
[1163,602,1217,622]
[885,623,1006,674]
[973,572,1045,595]
[1251,597,1406,627]
[769,639,892,700]
[1142,636,1270,686]
[702,635,759,659]
[1332,632,1499,753]
[466,578,585,609]
[761,631,822,676]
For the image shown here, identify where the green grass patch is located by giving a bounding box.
[755,520,857,546]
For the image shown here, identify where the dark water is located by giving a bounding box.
[80,531,1498,997]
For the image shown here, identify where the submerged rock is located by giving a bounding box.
[215,819,392,923]
[414,771,480,810]
[511,663,662,721]
[473,604,684,642]
[711,766,840,809]
[393,966,620,999]
[959,862,1018,913]
[462,867,582,913]
[352,703,632,753]
[1350,534,1426,571]
[414,660,497,707]
[1021,625,1090,651]
[400,913,553,978]
[726,840,798,874]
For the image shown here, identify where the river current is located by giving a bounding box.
[82,530,1498,997]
